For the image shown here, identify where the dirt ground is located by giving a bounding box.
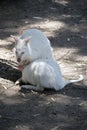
[0,0,87,130]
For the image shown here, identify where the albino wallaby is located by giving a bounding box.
[11,29,83,91]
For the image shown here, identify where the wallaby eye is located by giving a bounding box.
[21,52,24,55]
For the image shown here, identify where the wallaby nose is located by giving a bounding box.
[17,58,21,62]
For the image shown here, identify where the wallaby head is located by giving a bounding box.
[11,35,31,68]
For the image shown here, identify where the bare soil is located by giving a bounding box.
[0,0,87,130]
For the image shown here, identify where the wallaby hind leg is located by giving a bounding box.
[21,85,44,91]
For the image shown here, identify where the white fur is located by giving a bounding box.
[20,29,53,61]
[14,29,83,91]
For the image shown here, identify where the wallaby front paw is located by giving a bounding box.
[15,80,20,85]
[15,78,22,85]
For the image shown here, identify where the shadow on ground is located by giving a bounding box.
[0,59,21,82]
[0,83,87,130]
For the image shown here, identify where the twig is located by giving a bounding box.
[2,85,7,90]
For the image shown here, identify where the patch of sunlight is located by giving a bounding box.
[46,94,72,104]
[15,125,33,130]
[39,20,64,30]
[53,0,69,6]
[79,101,87,111]
[22,20,65,37]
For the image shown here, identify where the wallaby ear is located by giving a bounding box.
[10,35,18,42]
[24,36,32,44]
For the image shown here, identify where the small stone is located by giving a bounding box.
[67,38,70,41]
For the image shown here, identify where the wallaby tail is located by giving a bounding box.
[65,75,84,86]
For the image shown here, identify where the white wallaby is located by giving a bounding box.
[12,29,83,91]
